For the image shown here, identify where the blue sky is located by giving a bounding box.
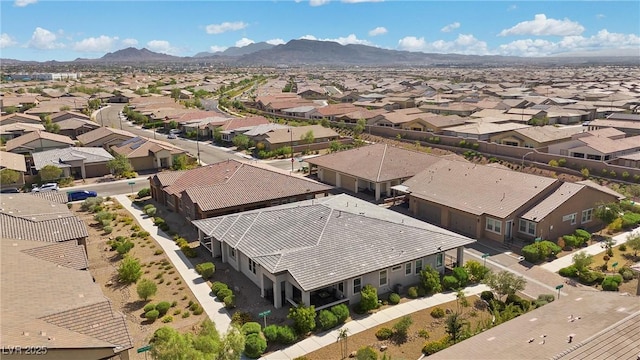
[1,0,639,61]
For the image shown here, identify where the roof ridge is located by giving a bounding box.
[225,161,245,183]
[375,143,387,182]
[233,212,262,252]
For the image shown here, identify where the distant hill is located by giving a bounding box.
[194,42,275,58]
[99,47,181,62]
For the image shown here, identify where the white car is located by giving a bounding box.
[31,182,59,192]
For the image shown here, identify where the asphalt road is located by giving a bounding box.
[68,176,151,197]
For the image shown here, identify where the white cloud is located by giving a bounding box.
[266,38,286,45]
[309,0,330,6]
[398,34,490,55]
[146,40,178,55]
[596,14,605,19]
[73,35,118,52]
[27,27,64,50]
[0,33,18,48]
[507,4,517,11]
[368,27,387,36]
[235,37,254,47]
[300,35,318,40]
[499,14,585,36]
[205,21,247,35]
[122,38,138,47]
[498,29,640,56]
[341,0,384,3]
[299,33,372,45]
[210,45,227,53]
[441,22,460,33]
[14,0,37,7]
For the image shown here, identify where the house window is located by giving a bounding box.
[379,270,388,287]
[519,219,537,236]
[405,262,412,276]
[415,259,423,274]
[392,265,402,272]
[353,278,362,293]
[248,259,257,274]
[229,247,236,259]
[563,213,577,225]
[436,253,443,268]
[581,208,593,224]
[486,217,502,234]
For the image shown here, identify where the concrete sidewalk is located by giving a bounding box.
[262,284,490,360]
[541,228,640,273]
[114,195,232,333]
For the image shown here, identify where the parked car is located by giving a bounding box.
[168,133,177,139]
[0,187,20,194]
[67,190,98,202]
[31,183,59,192]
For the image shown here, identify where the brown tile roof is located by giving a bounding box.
[29,191,69,204]
[50,110,90,121]
[5,131,75,152]
[55,118,100,131]
[218,116,270,131]
[157,160,245,197]
[0,151,27,172]
[76,127,136,146]
[264,125,339,145]
[307,143,442,182]
[183,161,332,212]
[0,113,42,125]
[21,240,88,270]
[110,136,186,158]
[313,103,360,116]
[402,159,559,218]
[1,239,132,352]
[520,182,586,221]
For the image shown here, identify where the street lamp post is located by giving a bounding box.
[196,125,201,165]
[288,128,294,173]
[521,151,535,170]
[99,109,104,127]
[482,253,490,268]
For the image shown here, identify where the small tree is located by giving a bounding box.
[420,265,443,295]
[464,260,490,283]
[172,154,190,170]
[338,329,349,359]
[287,303,316,335]
[626,233,640,256]
[392,316,413,343]
[594,202,621,225]
[600,237,616,257]
[39,165,62,182]
[137,278,158,301]
[353,118,366,137]
[0,169,20,184]
[107,153,133,178]
[483,271,526,300]
[356,346,378,360]
[572,251,593,274]
[445,312,467,344]
[359,284,379,312]
[117,255,142,284]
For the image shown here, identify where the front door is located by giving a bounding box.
[505,220,513,240]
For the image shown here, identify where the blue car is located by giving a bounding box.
[68,190,98,202]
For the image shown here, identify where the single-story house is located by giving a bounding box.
[31,147,114,179]
[0,151,27,188]
[5,131,75,155]
[490,125,586,148]
[192,194,475,310]
[0,122,45,141]
[207,116,271,143]
[150,159,332,220]
[110,137,187,172]
[547,128,640,161]
[49,110,91,123]
[398,159,623,244]
[306,143,442,201]
[0,113,42,126]
[257,125,340,152]
[76,127,137,149]
[441,122,530,141]
[55,118,101,140]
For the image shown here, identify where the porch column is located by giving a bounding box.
[457,246,465,267]
[336,172,341,187]
[354,178,358,194]
[302,291,311,307]
[168,156,173,168]
[285,282,293,304]
[273,280,282,309]
[386,181,391,198]
[221,243,227,263]
[260,275,265,298]
[375,182,381,201]
[80,163,86,179]
[155,155,161,168]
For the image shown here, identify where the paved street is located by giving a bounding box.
[67,176,151,197]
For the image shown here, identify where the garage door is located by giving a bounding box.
[417,201,441,224]
[322,169,337,186]
[450,212,477,238]
[341,174,357,192]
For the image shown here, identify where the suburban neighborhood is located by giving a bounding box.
[2,45,640,360]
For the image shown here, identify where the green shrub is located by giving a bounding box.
[192,305,204,315]
[145,206,157,217]
[103,226,113,234]
[619,244,627,252]
[145,309,160,321]
[621,212,640,228]
[156,301,171,316]
[153,217,165,226]
[318,310,338,330]
[224,295,235,309]
[211,281,228,296]
[243,333,267,359]
[464,260,490,283]
[574,229,591,241]
[388,292,401,305]
[393,316,413,340]
[537,294,555,303]
[277,325,298,344]
[231,311,252,325]
[137,279,158,301]
[563,235,581,248]
[263,325,279,342]
[143,303,156,313]
[407,286,419,299]
[161,315,173,323]
[330,304,350,324]
[422,336,451,355]
[559,265,579,278]
[241,322,262,335]
[288,304,316,335]
[195,262,215,279]
[480,291,494,302]
[356,346,378,360]
[137,188,151,198]
[601,276,620,291]
[579,271,605,285]
[360,284,378,312]
[522,244,541,263]
[217,288,233,301]
[452,267,469,287]
[375,327,393,340]
[442,275,459,290]
[430,307,445,318]
[619,267,635,281]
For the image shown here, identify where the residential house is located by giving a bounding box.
[5,131,75,155]
[0,122,45,141]
[586,118,640,136]
[547,128,640,161]
[0,151,27,188]
[258,125,340,152]
[609,152,640,169]
[297,87,327,100]
[208,116,271,143]
[55,118,101,140]
[0,95,39,113]
[150,159,332,219]
[441,121,530,141]
[110,137,187,172]
[76,127,136,149]
[31,147,114,179]
[0,113,42,126]
[308,104,359,121]
[333,108,387,125]
[49,110,90,123]
[490,125,586,148]
[398,159,622,244]
[306,143,442,201]
[419,103,480,117]
[192,194,475,310]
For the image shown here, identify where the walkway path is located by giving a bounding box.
[262,284,490,360]
[114,194,232,333]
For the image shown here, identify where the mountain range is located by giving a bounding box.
[3,39,639,67]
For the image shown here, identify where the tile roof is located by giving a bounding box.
[0,151,27,172]
[586,119,640,131]
[444,121,531,135]
[575,134,640,154]
[0,122,45,135]
[32,147,114,170]
[306,143,442,183]
[110,136,186,158]
[511,126,586,144]
[5,131,75,152]
[29,191,70,204]
[575,180,626,200]
[1,239,132,352]
[183,161,332,212]
[264,125,340,145]
[21,240,88,270]
[157,160,246,197]
[76,127,136,146]
[520,182,586,221]
[54,118,100,131]
[193,194,475,291]
[218,116,270,131]
[402,159,559,218]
